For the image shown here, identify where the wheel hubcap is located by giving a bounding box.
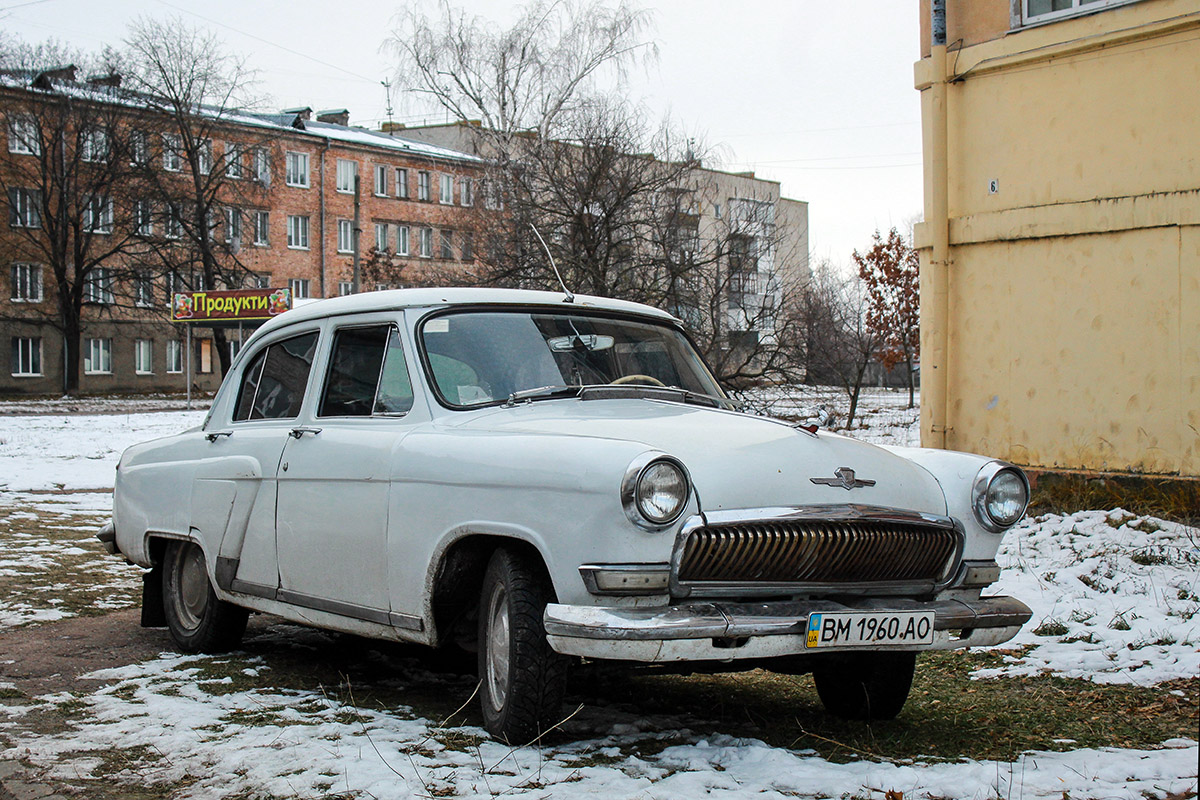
[485,583,511,712]
[176,544,208,631]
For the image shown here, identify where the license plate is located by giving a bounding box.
[805,611,935,649]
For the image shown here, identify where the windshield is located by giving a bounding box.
[419,310,725,408]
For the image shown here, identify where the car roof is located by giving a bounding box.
[252,287,680,341]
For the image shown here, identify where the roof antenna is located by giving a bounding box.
[381,78,395,127]
[529,222,574,303]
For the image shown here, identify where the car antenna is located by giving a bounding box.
[529,222,574,303]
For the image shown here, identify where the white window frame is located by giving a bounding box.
[397,225,410,256]
[374,164,388,196]
[439,228,453,259]
[287,215,310,250]
[81,127,108,162]
[130,129,149,166]
[338,281,353,296]
[337,219,354,254]
[166,340,183,374]
[460,177,473,207]
[7,115,39,155]
[134,339,154,375]
[417,171,431,201]
[165,205,182,239]
[1022,0,1137,25]
[84,337,112,375]
[288,278,310,299]
[8,188,41,228]
[134,271,154,307]
[197,138,213,175]
[225,207,242,244]
[253,148,270,182]
[225,144,243,179]
[336,159,357,194]
[83,195,113,234]
[11,336,42,376]
[134,199,153,236]
[163,134,182,171]
[285,151,310,187]
[396,168,409,199]
[10,263,43,302]
[461,231,474,261]
[439,174,453,204]
[419,227,433,258]
[253,210,269,246]
[84,267,114,304]
[374,222,389,253]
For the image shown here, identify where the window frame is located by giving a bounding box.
[289,278,311,299]
[84,267,114,305]
[287,214,310,250]
[1021,0,1139,25]
[285,151,310,188]
[397,225,410,256]
[8,187,42,228]
[396,167,409,199]
[163,133,183,171]
[84,337,113,375]
[337,219,355,254]
[166,339,183,374]
[439,174,453,204]
[316,323,414,419]
[231,329,321,423]
[419,227,433,258]
[134,338,154,375]
[253,210,270,246]
[134,270,154,308]
[11,336,42,376]
[336,158,357,194]
[225,143,244,179]
[10,263,43,302]
[374,164,388,196]
[7,115,39,155]
[417,170,431,201]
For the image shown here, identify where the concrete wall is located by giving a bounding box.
[915,0,1200,476]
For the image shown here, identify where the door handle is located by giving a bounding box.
[205,430,233,442]
[289,427,322,439]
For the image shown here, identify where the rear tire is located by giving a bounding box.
[162,540,248,654]
[477,548,568,742]
[812,651,916,721]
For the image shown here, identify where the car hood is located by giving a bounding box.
[450,398,947,516]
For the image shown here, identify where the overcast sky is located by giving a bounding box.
[1,0,924,268]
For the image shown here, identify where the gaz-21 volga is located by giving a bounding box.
[99,288,1032,741]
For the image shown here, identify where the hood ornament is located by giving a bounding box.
[811,467,876,491]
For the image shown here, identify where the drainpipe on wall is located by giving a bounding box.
[926,0,951,450]
[319,137,330,298]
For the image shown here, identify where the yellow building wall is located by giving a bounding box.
[915,0,1200,477]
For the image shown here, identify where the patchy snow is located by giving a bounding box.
[738,385,921,448]
[980,509,1199,685]
[1,653,1194,800]
[0,409,205,492]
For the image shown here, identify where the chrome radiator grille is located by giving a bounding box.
[678,518,958,585]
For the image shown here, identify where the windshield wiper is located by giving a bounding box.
[579,384,740,411]
[504,384,585,407]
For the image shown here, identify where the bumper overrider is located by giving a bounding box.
[543,595,1032,662]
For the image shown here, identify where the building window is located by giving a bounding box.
[197,139,213,174]
[163,133,182,171]
[84,337,112,374]
[374,222,389,253]
[134,271,154,307]
[10,263,42,302]
[461,231,474,261]
[289,278,310,299]
[83,195,113,234]
[338,281,353,296]
[397,225,410,256]
[460,177,473,206]
[396,168,409,198]
[286,151,310,187]
[12,336,42,376]
[225,207,242,244]
[134,199,153,236]
[374,164,388,196]
[80,127,108,162]
[165,205,182,239]
[419,227,433,258]
[417,171,431,201]
[166,340,183,373]
[253,148,270,182]
[199,338,213,374]
[135,339,153,374]
[439,174,453,204]
[7,115,39,155]
[337,219,354,253]
[248,273,269,289]
[287,215,310,249]
[1023,0,1136,24]
[84,267,114,304]
[439,229,453,259]
[130,129,149,166]
[225,144,243,179]
[336,159,357,193]
[8,188,41,228]
[484,180,503,210]
[254,210,269,246]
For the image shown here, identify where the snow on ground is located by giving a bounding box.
[981,509,1199,685]
[738,385,921,448]
[1,653,1194,800]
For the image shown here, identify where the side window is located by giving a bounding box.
[233,332,318,421]
[318,325,414,417]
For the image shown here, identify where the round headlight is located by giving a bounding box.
[973,463,1029,531]
[635,460,689,525]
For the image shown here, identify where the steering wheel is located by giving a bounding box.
[610,373,666,387]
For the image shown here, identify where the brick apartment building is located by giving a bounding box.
[2,67,485,395]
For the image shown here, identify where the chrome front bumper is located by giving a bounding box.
[543,595,1031,662]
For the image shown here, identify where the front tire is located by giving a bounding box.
[162,540,248,654]
[812,651,916,721]
[477,548,568,742]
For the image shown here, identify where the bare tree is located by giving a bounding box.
[121,16,273,376]
[854,227,919,408]
[1,52,150,392]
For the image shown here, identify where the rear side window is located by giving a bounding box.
[319,325,413,417]
[233,332,319,421]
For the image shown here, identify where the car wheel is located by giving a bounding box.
[477,548,568,742]
[812,651,916,721]
[162,539,248,654]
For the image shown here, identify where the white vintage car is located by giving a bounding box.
[100,288,1032,741]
